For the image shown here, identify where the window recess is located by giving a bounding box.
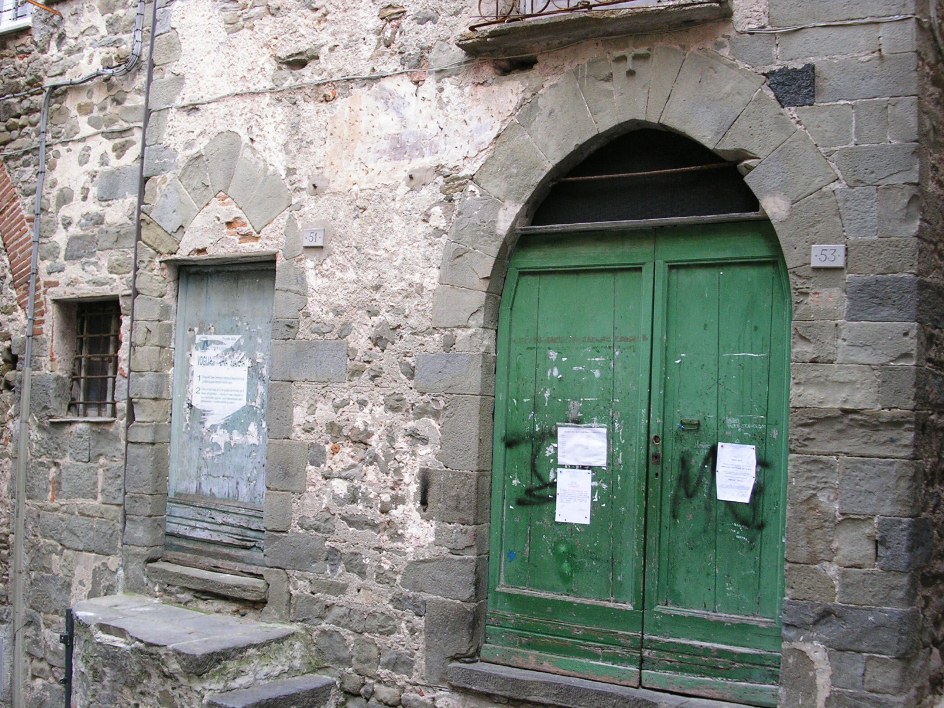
[67,300,121,418]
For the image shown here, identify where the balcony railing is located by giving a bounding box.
[472,0,658,30]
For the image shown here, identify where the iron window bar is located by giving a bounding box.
[68,302,120,418]
[473,0,668,30]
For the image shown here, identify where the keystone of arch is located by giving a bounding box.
[145,131,292,236]
[434,48,841,328]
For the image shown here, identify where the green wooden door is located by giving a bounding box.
[486,223,789,706]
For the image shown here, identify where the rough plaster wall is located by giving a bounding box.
[0,2,145,704]
[917,1,944,701]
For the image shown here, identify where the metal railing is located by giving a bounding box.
[472,0,654,29]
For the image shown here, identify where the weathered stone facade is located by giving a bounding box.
[0,0,941,706]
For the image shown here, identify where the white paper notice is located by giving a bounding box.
[190,335,249,424]
[557,425,608,467]
[555,468,592,524]
[716,442,757,503]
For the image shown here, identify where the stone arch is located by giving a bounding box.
[144,131,292,240]
[0,162,42,334]
[416,47,846,684]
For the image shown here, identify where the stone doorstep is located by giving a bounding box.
[205,674,337,708]
[74,594,295,676]
[448,662,747,708]
[146,560,268,602]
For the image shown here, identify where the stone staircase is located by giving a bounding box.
[73,594,337,707]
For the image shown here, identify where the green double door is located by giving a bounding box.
[485,223,789,706]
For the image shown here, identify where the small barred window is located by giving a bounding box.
[68,301,121,418]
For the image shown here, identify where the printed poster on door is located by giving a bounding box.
[190,334,249,425]
[715,442,757,503]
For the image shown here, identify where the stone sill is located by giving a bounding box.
[48,416,117,424]
[449,661,740,707]
[146,561,268,602]
[457,0,731,57]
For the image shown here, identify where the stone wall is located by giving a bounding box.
[0,0,940,705]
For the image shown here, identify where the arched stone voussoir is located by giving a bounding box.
[473,121,551,206]
[516,71,599,169]
[439,240,501,295]
[660,50,766,150]
[715,88,798,162]
[574,57,620,134]
[745,130,838,208]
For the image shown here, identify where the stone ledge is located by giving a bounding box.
[448,661,741,707]
[146,561,268,601]
[206,673,336,708]
[74,594,296,675]
[457,1,731,57]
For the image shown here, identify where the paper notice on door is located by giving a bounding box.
[716,442,757,503]
[192,364,249,424]
[555,468,592,524]
[557,425,608,467]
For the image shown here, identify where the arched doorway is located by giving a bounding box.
[484,130,790,706]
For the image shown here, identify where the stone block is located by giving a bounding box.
[771,187,843,271]
[863,654,925,695]
[728,33,776,67]
[746,131,836,205]
[786,455,837,564]
[795,104,853,149]
[149,75,184,111]
[127,422,171,444]
[97,165,139,201]
[420,468,490,525]
[275,259,306,295]
[574,58,617,131]
[661,51,764,148]
[786,562,836,602]
[434,523,490,557]
[149,177,199,234]
[125,443,169,494]
[129,372,170,400]
[263,491,293,532]
[314,628,351,667]
[837,568,915,608]
[271,340,347,383]
[125,493,167,516]
[609,51,651,124]
[766,63,815,107]
[837,322,916,365]
[887,96,918,142]
[847,238,917,276]
[801,407,915,459]
[846,275,917,322]
[876,516,932,572]
[266,440,308,493]
[178,154,213,210]
[782,600,921,657]
[59,462,98,500]
[879,365,917,410]
[716,88,796,160]
[143,144,178,178]
[123,514,165,547]
[437,395,494,471]
[264,532,328,571]
[838,458,918,517]
[152,30,182,65]
[140,216,180,255]
[645,45,686,123]
[854,99,889,145]
[816,54,917,102]
[271,290,306,320]
[431,286,499,330]
[791,364,879,409]
[447,195,506,259]
[401,556,483,602]
[834,517,876,568]
[65,234,97,260]
[30,572,70,615]
[415,353,495,395]
[517,72,597,167]
[38,511,119,555]
[779,24,878,62]
[132,295,172,322]
[473,121,549,205]
[203,131,242,196]
[792,321,838,363]
[438,241,498,293]
[266,381,293,439]
[769,0,916,26]
[834,143,918,187]
[424,598,483,684]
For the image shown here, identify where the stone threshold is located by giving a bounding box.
[74,593,294,675]
[206,674,336,708]
[448,661,746,708]
[146,560,268,602]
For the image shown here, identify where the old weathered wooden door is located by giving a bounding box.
[485,222,788,706]
[167,264,275,566]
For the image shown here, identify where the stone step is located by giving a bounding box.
[206,674,337,708]
[73,594,323,707]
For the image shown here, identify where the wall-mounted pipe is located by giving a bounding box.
[10,3,145,705]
